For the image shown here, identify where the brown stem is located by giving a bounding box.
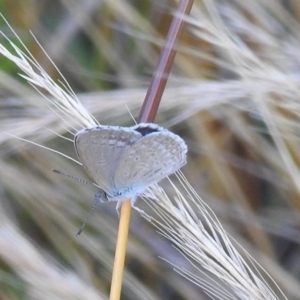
[139,0,194,123]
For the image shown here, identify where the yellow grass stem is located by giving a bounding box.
[109,200,132,300]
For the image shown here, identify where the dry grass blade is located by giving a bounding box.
[141,173,287,300]
[1,1,299,299]
[0,14,97,131]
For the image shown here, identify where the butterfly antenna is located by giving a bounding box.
[53,169,94,186]
[76,191,105,237]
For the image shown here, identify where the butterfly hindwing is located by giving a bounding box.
[74,126,142,195]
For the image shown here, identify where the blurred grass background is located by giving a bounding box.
[1,0,300,299]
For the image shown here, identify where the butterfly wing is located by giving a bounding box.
[74,126,142,195]
[114,130,187,194]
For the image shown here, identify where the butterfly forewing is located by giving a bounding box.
[74,126,142,195]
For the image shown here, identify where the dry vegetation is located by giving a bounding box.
[0,0,300,299]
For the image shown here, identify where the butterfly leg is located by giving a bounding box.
[130,197,145,215]
[94,190,108,203]
[116,201,122,216]
[115,200,137,216]
[115,197,145,216]
[132,204,145,215]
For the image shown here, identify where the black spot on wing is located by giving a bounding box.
[133,124,162,136]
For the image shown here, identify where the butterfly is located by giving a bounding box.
[74,123,187,208]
